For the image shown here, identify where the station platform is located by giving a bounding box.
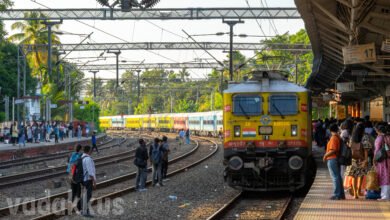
[0,135,104,161]
[294,145,390,220]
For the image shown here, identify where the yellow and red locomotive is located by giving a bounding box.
[223,71,312,191]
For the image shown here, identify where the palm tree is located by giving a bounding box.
[178,68,190,82]
[8,12,61,80]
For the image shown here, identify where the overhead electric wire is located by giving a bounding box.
[245,0,267,38]
[56,32,93,65]
[31,0,179,63]
[182,30,224,67]
[261,0,279,35]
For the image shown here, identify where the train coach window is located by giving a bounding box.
[233,95,262,116]
[269,95,298,115]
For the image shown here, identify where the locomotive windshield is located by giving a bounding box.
[232,95,262,116]
[269,94,298,115]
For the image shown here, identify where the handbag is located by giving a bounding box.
[365,166,379,191]
[374,145,387,162]
[374,136,390,163]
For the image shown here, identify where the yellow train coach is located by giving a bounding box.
[99,117,112,129]
[223,71,313,192]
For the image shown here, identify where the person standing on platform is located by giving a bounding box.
[69,123,74,138]
[339,121,350,181]
[85,123,90,138]
[27,125,32,143]
[161,136,170,180]
[91,132,99,154]
[134,139,148,191]
[77,124,82,141]
[323,123,345,200]
[81,145,96,217]
[11,122,18,146]
[345,123,369,199]
[374,125,390,200]
[54,123,59,144]
[185,128,190,145]
[18,123,26,147]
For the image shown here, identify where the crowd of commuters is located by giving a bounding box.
[318,116,390,200]
[0,121,91,146]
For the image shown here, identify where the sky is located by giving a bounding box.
[4,0,305,79]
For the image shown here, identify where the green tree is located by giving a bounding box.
[255,29,313,85]
[0,42,37,122]
[73,99,100,131]
[8,12,61,80]
[0,0,13,39]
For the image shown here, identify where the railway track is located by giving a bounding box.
[0,136,217,219]
[0,137,137,189]
[207,193,292,220]
[0,135,114,169]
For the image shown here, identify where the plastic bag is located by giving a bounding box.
[365,166,379,191]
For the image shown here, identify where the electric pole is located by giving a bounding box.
[107,50,121,88]
[223,19,244,81]
[136,69,141,105]
[42,20,63,77]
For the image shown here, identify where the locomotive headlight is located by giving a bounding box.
[234,126,241,137]
[228,156,243,171]
[288,155,303,170]
[291,125,298,136]
[259,126,273,135]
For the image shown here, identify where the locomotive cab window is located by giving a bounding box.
[269,94,298,115]
[232,95,262,116]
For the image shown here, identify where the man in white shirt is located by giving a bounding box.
[81,145,96,217]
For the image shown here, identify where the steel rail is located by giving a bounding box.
[207,194,292,220]
[0,135,109,166]
[0,138,132,188]
[0,136,212,218]
[0,136,117,168]
[31,137,217,220]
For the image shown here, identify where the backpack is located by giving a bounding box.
[338,138,352,166]
[67,152,81,173]
[151,144,161,165]
[72,155,88,184]
[351,142,364,160]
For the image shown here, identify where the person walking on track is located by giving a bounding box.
[81,145,96,217]
[91,132,99,154]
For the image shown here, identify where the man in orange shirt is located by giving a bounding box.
[323,123,345,200]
